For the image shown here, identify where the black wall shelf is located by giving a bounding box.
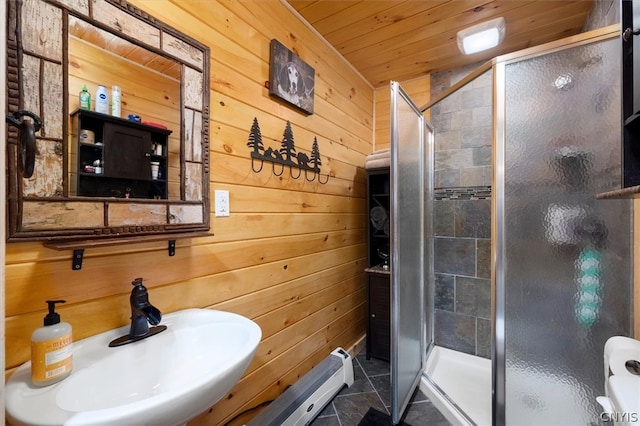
[71,109,171,199]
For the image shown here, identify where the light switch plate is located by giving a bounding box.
[215,190,230,217]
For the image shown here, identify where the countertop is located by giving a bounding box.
[596,186,640,199]
[365,265,391,275]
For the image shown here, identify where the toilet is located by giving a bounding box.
[596,336,640,425]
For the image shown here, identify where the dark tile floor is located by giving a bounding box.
[310,352,451,426]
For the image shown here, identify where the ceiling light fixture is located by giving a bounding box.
[457,17,506,55]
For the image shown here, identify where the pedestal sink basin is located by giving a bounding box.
[5,309,261,426]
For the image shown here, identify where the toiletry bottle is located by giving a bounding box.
[111,85,121,117]
[31,300,73,387]
[95,85,109,114]
[79,85,91,110]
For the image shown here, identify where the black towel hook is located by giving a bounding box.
[6,110,41,179]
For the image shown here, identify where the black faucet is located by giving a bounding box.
[129,277,162,336]
[109,278,167,347]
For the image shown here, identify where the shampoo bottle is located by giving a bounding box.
[31,300,73,387]
[79,85,91,110]
[111,85,122,117]
[95,85,109,114]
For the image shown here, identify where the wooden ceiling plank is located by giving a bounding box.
[345,1,591,74]
[329,0,529,57]
[316,0,432,40]
[339,0,553,63]
[288,0,594,87]
[367,18,586,85]
[290,0,363,25]
[365,13,590,85]
[287,0,322,16]
[329,0,511,55]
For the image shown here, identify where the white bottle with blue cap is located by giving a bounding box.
[95,85,109,114]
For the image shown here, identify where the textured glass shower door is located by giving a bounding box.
[390,82,433,424]
[496,37,632,424]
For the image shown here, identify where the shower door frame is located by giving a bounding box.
[390,81,433,425]
[492,25,621,426]
[418,24,622,426]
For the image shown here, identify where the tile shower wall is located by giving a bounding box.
[430,64,492,358]
[434,191,491,358]
[430,64,492,188]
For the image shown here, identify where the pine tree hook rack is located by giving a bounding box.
[247,118,329,184]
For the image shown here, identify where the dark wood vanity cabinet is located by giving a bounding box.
[72,109,171,199]
[366,167,391,361]
[367,270,390,361]
[102,123,152,180]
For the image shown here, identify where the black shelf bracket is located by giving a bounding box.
[43,232,212,271]
[72,249,84,270]
[69,240,175,271]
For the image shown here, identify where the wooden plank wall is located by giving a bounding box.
[4,1,373,425]
[373,76,430,152]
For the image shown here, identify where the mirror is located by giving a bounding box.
[6,0,210,242]
[67,16,182,199]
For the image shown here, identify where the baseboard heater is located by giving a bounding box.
[246,347,355,426]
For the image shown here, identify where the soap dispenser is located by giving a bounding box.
[31,300,73,387]
[79,84,91,110]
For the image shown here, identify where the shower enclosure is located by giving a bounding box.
[391,26,632,425]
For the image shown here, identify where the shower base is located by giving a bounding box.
[420,346,491,425]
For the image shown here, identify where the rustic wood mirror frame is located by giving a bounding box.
[6,0,210,244]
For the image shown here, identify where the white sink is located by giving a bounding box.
[5,309,261,426]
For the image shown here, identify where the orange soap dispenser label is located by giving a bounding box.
[31,334,73,382]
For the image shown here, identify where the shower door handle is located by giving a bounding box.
[623,27,640,42]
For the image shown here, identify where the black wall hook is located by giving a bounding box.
[6,110,42,178]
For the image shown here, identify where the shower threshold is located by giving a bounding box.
[420,346,491,425]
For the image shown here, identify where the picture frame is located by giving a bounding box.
[268,39,315,115]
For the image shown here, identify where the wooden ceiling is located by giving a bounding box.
[288,1,595,87]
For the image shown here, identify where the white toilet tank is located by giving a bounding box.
[596,336,640,425]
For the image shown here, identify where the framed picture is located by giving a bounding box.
[269,39,315,115]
